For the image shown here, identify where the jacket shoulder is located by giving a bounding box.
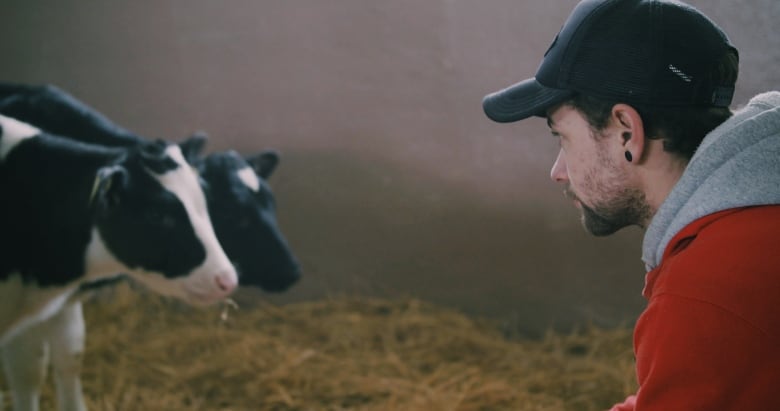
[648,206,780,337]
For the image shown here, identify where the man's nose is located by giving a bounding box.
[550,149,568,183]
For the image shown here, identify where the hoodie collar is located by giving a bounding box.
[642,91,780,271]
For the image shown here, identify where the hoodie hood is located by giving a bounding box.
[642,91,780,271]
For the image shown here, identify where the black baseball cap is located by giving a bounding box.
[482,0,738,123]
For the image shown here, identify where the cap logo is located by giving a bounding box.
[668,64,692,83]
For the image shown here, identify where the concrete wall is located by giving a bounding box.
[2,0,777,334]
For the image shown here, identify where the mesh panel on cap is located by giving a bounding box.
[564,0,733,107]
[567,0,658,102]
[656,1,730,105]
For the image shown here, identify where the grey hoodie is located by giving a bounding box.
[642,91,780,271]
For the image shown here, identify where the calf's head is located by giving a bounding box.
[198,150,301,292]
[91,138,238,305]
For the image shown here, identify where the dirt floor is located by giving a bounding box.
[0,285,636,411]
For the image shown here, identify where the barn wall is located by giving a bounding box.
[1,0,776,334]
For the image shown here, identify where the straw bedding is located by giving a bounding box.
[0,285,636,411]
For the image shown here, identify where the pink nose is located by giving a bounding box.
[215,272,238,294]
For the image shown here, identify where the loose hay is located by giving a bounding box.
[0,284,637,411]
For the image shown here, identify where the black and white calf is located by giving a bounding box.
[0,83,301,411]
[0,83,301,290]
[0,115,238,410]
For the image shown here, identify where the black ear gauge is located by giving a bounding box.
[622,132,633,162]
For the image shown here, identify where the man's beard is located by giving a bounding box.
[566,186,650,236]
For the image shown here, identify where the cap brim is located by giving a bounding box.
[482,78,575,123]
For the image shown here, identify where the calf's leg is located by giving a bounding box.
[47,302,88,411]
[2,324,49,411]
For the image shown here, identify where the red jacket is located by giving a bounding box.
[610,206,780,411]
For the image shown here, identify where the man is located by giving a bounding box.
[482,0,780,410]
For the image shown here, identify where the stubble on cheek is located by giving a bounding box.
[568,154,650,235]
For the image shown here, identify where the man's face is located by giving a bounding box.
[547,104,648,236]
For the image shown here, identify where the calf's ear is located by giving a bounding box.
[246,150,280,179]
[179,132,208,163]
[90,165,129,211]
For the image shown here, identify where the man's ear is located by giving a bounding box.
[90,165,128,211]
[611,104,646,162]
[246,150,280,179]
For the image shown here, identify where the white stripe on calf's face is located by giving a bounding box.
[236,166,260,192]
[141,145,237,304]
